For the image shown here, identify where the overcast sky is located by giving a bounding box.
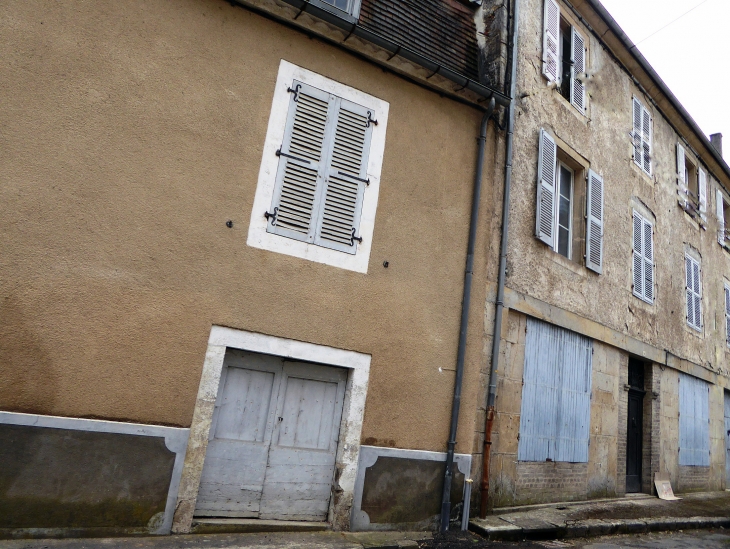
[598,0,729,152]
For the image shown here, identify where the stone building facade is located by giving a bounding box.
[480,0,730,508]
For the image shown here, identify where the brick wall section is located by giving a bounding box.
[616,357,628,496]
[678,465,710,492]
[514,462,589,503]
[643,363,661,494]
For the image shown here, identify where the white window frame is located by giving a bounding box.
[310,0,362,21]
[554,161,574,259]
[685,253,703,332]
[248,60,389,274]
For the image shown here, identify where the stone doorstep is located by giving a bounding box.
[469,516,730,542]
[492,493,653,515]
[191,518,329,534]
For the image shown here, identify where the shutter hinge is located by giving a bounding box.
[287,84,302,102]
[276,148,311,164]
[338,171,370,186]
[366,111,378,128]
[350,228,363,246]
[264,207,279,225]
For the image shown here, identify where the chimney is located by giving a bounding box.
[710,133,723,158]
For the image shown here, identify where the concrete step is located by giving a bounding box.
[191,518,329,534]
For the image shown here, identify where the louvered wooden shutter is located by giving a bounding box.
[570,27,586,112]
[685,255,702,331]
[698,168,707,215]
[677,143,687,206]
[725,284,730,347]
[542,0,560,84]
[632,212,653,303]
[632,98,642,168]
[315,99,373,254]
[641,107,652,175]
[585,170,604,273]
[268,81,334,243]
[717,189,726,245]
[536,129,557,247]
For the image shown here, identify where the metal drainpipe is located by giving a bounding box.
[481,0,520,518]
[439,95,496,533]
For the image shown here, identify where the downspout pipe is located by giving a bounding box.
[439,95,496,533]
[481,0,520,518]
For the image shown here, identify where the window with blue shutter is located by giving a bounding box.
[685,254,702,331]
[632,97,652,176]
[268,81,373,255]
[632,211,654,304]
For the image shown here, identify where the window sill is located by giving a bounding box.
[542,245,589,277]
[552,88,589,123]
[630,159,653,184]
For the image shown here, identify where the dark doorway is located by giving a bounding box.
[626,359,645,493]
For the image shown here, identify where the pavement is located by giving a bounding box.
[469,490,730,542]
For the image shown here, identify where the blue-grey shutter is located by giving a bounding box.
[570,27,586,113]
[643,217,654,302]
[641,107,652,175]
[717,189,726,245]
[724,284,730,347]
[314,98,373,254]
[632,98,643,168]
[685,255,702,331]
[519,318,592,463]
[679,373,710,466]
[542,0,561,84]
[537,129,557,247]
[268,81,334,243]
[585,170,604,273]
[699,168,707,216]
[677,143,687,207]
[632,212,644,300]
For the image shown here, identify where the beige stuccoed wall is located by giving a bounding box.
[504,0,730,383]
[0,0,498,454]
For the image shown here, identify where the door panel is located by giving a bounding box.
[195,352,282,517]
[626,390,643,493]
[259,362,347,521]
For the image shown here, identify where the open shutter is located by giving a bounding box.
[685,256,695,328]
[632,98,642,168]
[725,284,730,346]
[632,212,644,299]
[641,107,652,175]
[268,82,334,243]
[542,0,561,84]
[585,170,604,273]
[718,189,726,245]
[570,27,586,113]
[315,99,373,254]
[698,168,707,215]
[643,218,654,302]
[677,143,687,206]
[536,129,557,247]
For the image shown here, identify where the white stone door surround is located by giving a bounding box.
[172,326,371,532]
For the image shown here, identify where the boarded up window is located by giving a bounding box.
[518,318,593,463]
[679,372,710,467]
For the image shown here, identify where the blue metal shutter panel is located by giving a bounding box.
[632,212,644,299]
[679,373,710,466]
[518,318,593,463]
[641,107,652,175]
[570,27,586,113]
[632,98,643,169]
[542,0,561,84]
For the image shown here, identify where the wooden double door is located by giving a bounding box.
[195,350,347,521]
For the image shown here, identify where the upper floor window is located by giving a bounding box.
[247,60,389,274]
[542,0,587,114]
[684,253,702,331]
[535,129,604,273]
[632,97,652,176]
[632,211,654,304]
[311,0,362,21]
[676,143,707,222]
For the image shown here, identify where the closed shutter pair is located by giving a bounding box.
[632,212,654,303]
[542,0,586,113]
[676,143,707,216]
[536,129,604,273]
[632,98,652,175]
[685,254,702,331]
[267,80,373,254]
